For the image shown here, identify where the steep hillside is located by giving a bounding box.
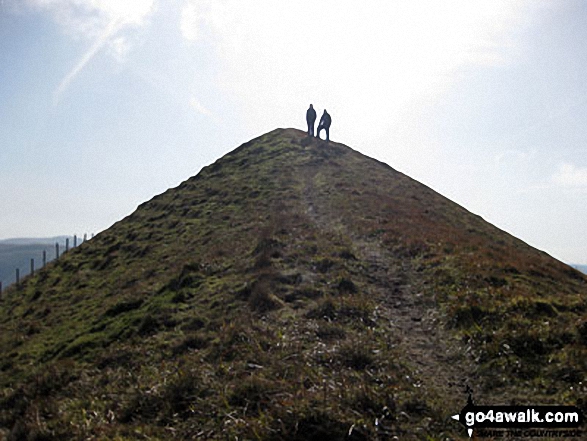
[0,128,585,440]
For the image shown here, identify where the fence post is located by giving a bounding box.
[30,258,34,276]
[74,235,77,247]
[16,268,20,286]
[66,238,69,253]
[56,242,60,259]
[43,250,47,267]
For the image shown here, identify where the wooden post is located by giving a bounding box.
[16,268,20,286]
[43,250,47,267]
[66,238,69,252]
[30,258,34,275]
[74,235,77,247]
[56,242,60,259]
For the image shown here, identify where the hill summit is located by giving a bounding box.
[1,128,586,439]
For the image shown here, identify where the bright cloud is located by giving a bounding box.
[23,0,155,100]
[494,149,536,165]
[189,96,212,116]
[180,0,201,42]
[552,163,587,187]
[27,0,155,31]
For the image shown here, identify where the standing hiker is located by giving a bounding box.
[306,104,316,136]
[317,109,331,142]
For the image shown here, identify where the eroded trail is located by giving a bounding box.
[301,162,477,412]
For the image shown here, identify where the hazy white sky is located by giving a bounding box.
[1,0,586,264]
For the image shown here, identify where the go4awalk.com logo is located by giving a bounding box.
[451,387,584,438]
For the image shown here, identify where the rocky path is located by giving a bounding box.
[300,163,477,414]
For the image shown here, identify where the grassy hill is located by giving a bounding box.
[0,128,585,440]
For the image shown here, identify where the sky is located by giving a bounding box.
[0,0,586,265]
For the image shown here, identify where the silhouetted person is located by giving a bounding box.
[306,104,316,136]
[317,109,331,141]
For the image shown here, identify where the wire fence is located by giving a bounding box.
[0,233,94,297]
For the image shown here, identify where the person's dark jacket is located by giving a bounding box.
[319,111,331,128]
[306,106,316,123]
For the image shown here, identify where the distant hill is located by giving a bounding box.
[0,236,78,287]
[0,129,585,440]
[572,264,587,275]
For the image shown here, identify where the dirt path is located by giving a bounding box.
[301,163,477,412]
